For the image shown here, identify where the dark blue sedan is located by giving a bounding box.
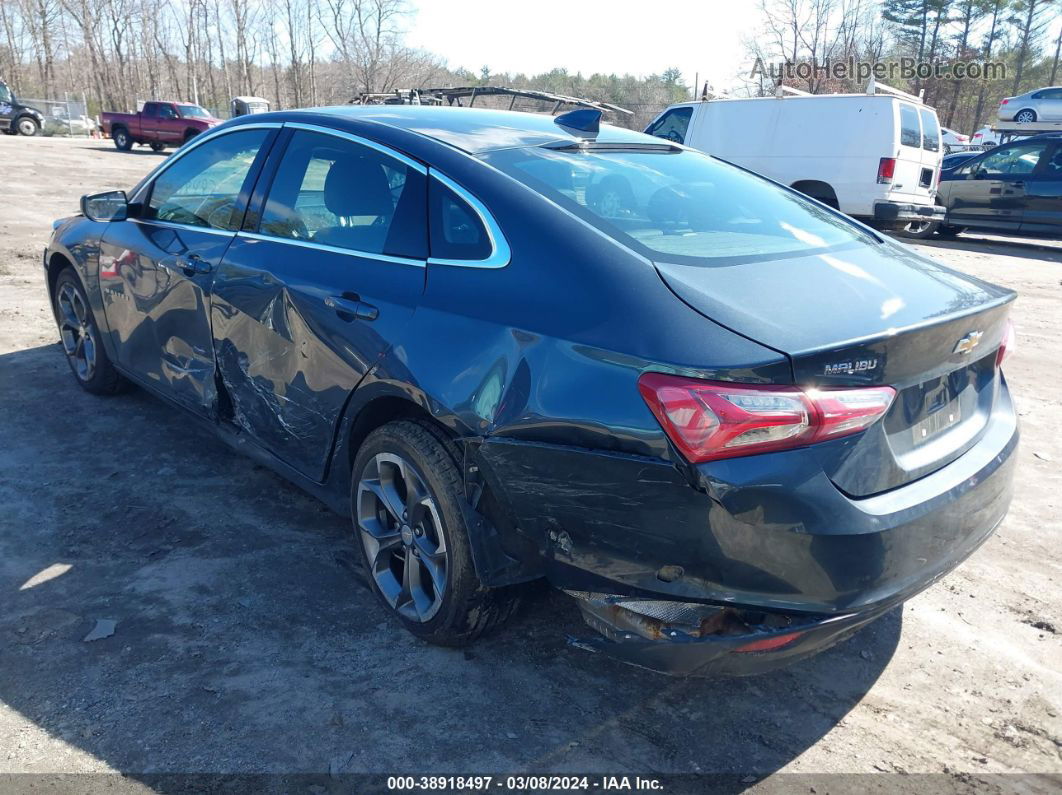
[44,106,1018,675]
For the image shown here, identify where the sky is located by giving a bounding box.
[405,0,763,94]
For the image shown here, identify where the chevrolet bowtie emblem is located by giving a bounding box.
[953,331,983,355]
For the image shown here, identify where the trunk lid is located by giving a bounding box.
[655,239,1015,496]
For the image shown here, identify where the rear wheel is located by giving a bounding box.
[16,116,39,136]
[149,141,166,152]
[897,219,939,239]
[53,269,126,395]
[112,127,133,151]
[1015,109,1037,124]
[352,420,519,646]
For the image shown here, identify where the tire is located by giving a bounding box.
[150,142,166,152]
[112,127,133,151]
[896,219,940,239]
[53,269,127,395]
[352,420,519,646]
[935,224,963,238]
[1015,109,1037,124]
[182,129,199,145]
[16,116,39,136]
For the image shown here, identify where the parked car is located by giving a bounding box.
[941,126,977,153]
[940,151,981,171]
[0,79,45,136]
[971,126,1000,148]
[646,88,944,235]
[101,100,221,151]
[997,86,1062,123]
[45,106,1018,676]
[908,132,1062,239]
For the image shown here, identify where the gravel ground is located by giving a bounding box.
[0,136,1059,789]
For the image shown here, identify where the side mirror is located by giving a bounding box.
[81,190,128,222]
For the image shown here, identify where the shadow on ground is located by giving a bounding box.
[0,343,900,779]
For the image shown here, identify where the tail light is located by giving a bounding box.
[996,319,1016,368]
[638,374,896,463]
[1000,99,1009,106]
[877,157,896,184]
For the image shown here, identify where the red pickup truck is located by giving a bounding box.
[101,101,221,152]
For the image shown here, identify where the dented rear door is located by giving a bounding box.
[210,127,428,481]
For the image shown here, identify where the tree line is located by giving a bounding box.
[1,0,1060,134]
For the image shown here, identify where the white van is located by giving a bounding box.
[645,87,945,233]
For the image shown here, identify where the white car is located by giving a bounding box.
[645,86,944,234]
[971,126,999,148]
[941,127,977,152]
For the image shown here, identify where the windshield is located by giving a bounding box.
[483,145,876,264]
[177,104,211,119]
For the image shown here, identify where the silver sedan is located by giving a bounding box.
[998,86,1062,123]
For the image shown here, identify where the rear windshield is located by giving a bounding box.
[482,145,876,264]
[178,104,211,119]
[919,108,941,152]
[899,104,921,148]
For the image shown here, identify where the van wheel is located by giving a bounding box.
[352,420,520,646]
[897,220,939,239]
[1015,109,1037,124]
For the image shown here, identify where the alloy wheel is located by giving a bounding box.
[17,118,37,136]
[356,452,448,622]
[1016,110,1036,123]
[56,282,97,382]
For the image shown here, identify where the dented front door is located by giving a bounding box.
[98,127,275,415]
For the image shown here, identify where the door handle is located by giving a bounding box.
[325,295,378,322]
[160,252,211,277]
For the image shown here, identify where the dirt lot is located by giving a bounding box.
[0,135,1059,789]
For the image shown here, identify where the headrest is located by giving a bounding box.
[323,155,394,217]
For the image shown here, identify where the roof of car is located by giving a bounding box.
[291,105,653,154]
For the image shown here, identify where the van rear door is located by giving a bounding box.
[891,102,936,205]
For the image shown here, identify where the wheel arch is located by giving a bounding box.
[336,380,543,587]
[790,179,839,209]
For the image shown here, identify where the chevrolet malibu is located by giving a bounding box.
[44,106,1018,675]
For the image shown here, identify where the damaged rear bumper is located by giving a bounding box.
[565,591,890,676]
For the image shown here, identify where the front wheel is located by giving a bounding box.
[150,142,166,152]
[53,269,127,395]
[16,116,39,136]
[352,420,519,646]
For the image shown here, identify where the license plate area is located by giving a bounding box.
[912,398,962,444]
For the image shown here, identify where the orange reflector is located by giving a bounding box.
[733,632,804,653]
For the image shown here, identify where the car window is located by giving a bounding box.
[429,178,491,261]
[259,129,426,259]
[178,104,211,119]
[645,107,693,144]
[157,105,177,120]
[484,145,876,265]
[143,103,159,118]
[146,128,269,230]
[0,84,11,104]
[976,142,1047,176]
[899,103,921,148]
[919,108,940,152]
[1039,145,1062,176]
